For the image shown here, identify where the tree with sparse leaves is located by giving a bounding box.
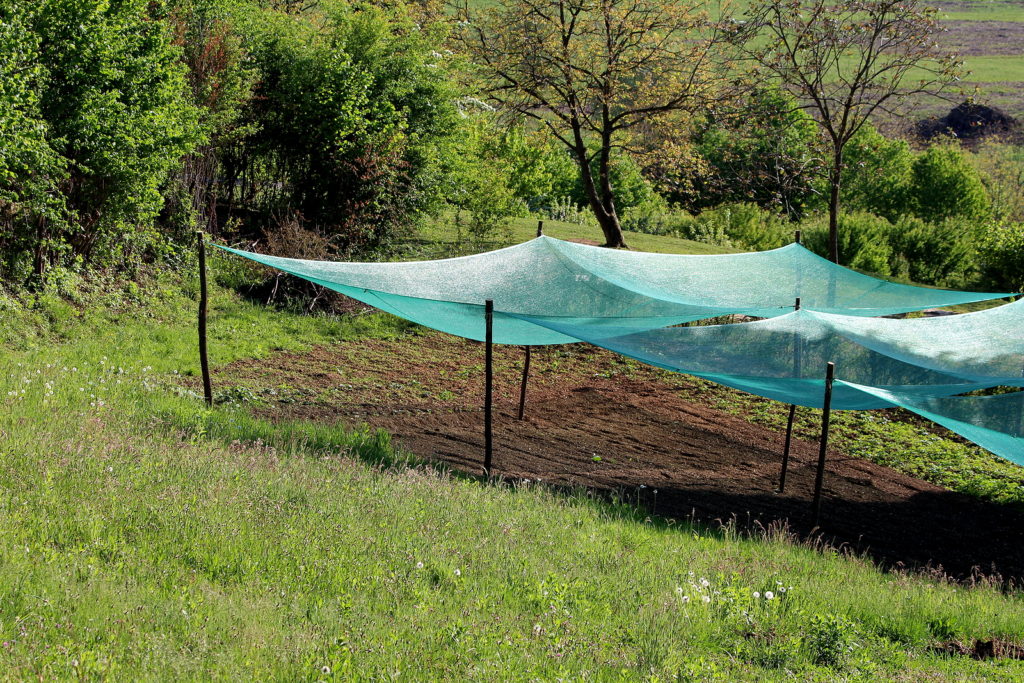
[454,0,730,247]
[736,0,962,262]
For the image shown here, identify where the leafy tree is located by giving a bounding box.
[738,0,962,262]
[0,7,66,281]
[803,211,894,275]
[165,0,255,235]
[236,1,459,250]
[691,86,824,218]
[30,0,202,271]
[840,124,914,222]
[454,0,730,247]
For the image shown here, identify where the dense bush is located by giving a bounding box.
[909,144,991,223]
[689,87,823,218]
[841,125,914,222]
[803,212,894,276]
[977,222,1024,293]
[234,1,459,250]
[1,0,202,281]
[0,9,66,281]
[887,215,980,287]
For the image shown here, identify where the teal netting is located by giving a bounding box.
[215,237,1021,462]
[516,309,1019,409]
[518,308,1024,462]
[215,237,1010,344]
[847,384,1024,467]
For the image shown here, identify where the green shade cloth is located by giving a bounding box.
[521,308,1024,463]
[215,237,1020,462]
[215,236,1010,344]
[845,384,1024,467]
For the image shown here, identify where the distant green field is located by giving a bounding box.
[942,3,1024,23]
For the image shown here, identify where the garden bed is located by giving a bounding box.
[212,333,1024,583]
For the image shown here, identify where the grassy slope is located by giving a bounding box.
[1,251,1024,679]
[415,216,736,256]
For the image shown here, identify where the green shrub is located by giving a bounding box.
[976,221,1024,293]
[620,203,793,250]
[969,140,1024,223]
[910,144,991,223]
[704,203,791,251]
[803,212,894,276]
[887,215,981,287]
[841,125,914,222]
[690,86,823,218]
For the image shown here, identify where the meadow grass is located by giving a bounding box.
[415,215,736,257]
[2,262,1024,679]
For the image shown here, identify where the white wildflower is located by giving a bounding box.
[765,591,774,600]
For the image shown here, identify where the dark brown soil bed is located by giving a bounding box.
[212,335,1024,584]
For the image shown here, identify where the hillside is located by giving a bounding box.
[2,229,1024,679]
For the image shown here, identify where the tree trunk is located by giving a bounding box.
[574,149,626,248]
[827,147,843,264]
[570,121,627,248]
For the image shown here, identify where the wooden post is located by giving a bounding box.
[483,299,494,476]
[536,220,544,237]
[518,345,531,420]
[795,229,802,245]
[777,297,801,493]
[810,362,836,527]
[778,404,796,493]
[197,230,213,406]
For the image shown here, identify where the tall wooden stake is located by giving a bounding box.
[795,229,802,245]
[778,405,797,493]
[811,361,836,527]
[518,345,531,420]
[197,230,213,406]
[483,299,494,476]
[536,220,544,237]
[778,297,801,493]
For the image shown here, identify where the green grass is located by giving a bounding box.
[962,56,1024,83]
[415,215,737,256]
[1,256,1024,678]
[942,4,1024,23]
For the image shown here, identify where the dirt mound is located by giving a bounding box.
[918,101,1021,142]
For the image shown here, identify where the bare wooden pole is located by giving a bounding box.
[518,345,532,420]
[778,297,801,493]
[536,220,544,237]
[811,362,836,527]
[795,229,802,245]
[483,299,494,476]
[197,230,213,406]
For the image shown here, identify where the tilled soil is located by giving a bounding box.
[217,338,1024,583]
